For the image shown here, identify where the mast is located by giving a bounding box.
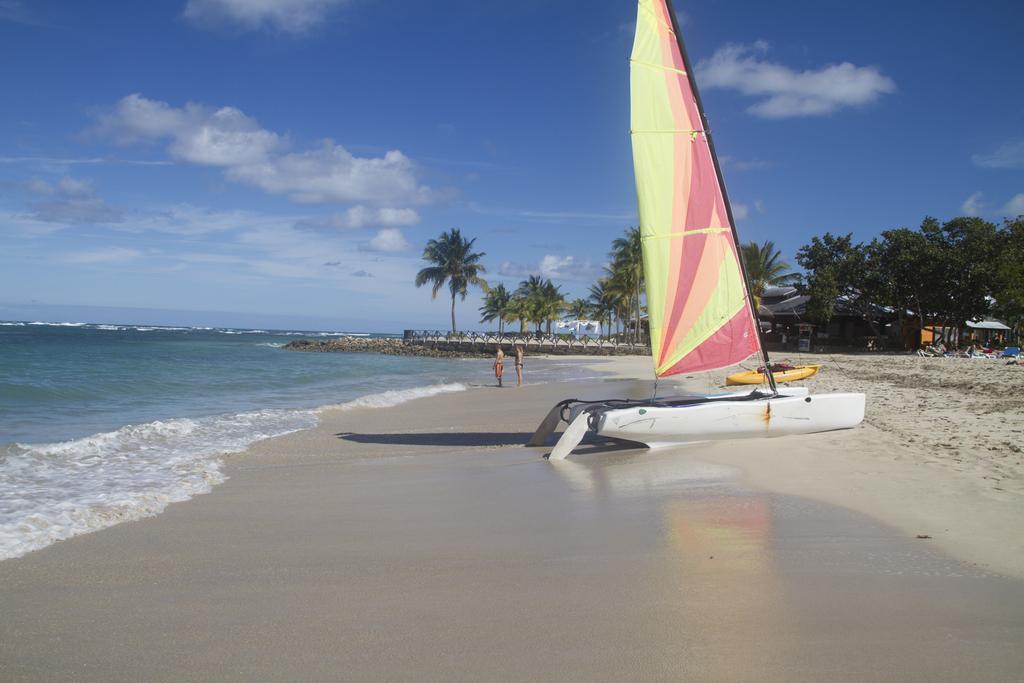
[662,0,778,394]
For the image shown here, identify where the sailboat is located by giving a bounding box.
[531,0,865,460]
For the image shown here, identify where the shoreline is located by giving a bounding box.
[3,354,1023,678]
[4,352,1022,575]
[3,362,1023,679]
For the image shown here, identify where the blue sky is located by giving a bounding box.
[2,0,1022,331]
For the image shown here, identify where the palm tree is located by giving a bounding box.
[504,295,530,334]
[601,265,633,339]
[566,298,590,321]
[516,275,565,334]
[739,240,798,311]
[588,278,616,338]
[479,283,512,334]
[611,227,644,342]
[415,229,488,333]
[539,279,566,334]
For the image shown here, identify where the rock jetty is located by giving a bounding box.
[284,337,488,358]
[286,335,648,357]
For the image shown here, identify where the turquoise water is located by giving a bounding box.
[0,321,589,560]
[2,322,468,444]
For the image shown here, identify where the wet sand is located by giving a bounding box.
[2,362,1024,680]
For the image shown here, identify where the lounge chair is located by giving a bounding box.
[1002,346,1021,358]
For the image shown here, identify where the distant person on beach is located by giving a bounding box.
[514,343,525,387]
[493,345,505,387]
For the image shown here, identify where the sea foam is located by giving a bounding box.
[0,409,317,560]
[321,382,467,411]
[0,382,470,560]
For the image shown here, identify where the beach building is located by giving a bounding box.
[918,319,1013,348]
[759,286,897,350]
[964,319,1012,346]
[758,287,1017,350]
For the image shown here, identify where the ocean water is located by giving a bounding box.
[0,321,589,560]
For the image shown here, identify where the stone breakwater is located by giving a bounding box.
[284,337,649,358]
[285,337,490,358]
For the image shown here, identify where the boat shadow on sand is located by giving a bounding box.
[335,430,642,455]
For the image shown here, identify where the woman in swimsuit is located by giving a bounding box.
[493,345,505,387]
[514,343,524,387]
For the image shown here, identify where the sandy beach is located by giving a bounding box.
[2,353,1023,680]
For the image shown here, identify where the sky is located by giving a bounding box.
[1,0,1022,332]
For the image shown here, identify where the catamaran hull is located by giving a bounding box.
[597,393,864,448]
[544,392,865,460]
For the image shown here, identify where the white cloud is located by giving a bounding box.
[183,0,353,33]
[1002,194,1024,217]
[517,209,634,222]
[129,205,288,235]
[29,198,123,224]
[56,176,92,196]
[972,140,1024,170]
[731,203,750,221]
[24,177,56,195]
[696,42,896,118]
[229,144,431,204]
[496,261,529,278]
[0,0,38,26]
[23,176,123,225]
[96,94,284,166]
[722,157,773,171]
[25,177,96,197]
[63,247,141,264]
[226,222,424,290]
[324,205,420,229]
[367,228,412,252]
[94,94,432,207]
[0,156,173,166]
[961,192,984,216]
[498,255,599,282]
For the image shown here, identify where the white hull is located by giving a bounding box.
[545,392,865,460]
[597,393,864,448]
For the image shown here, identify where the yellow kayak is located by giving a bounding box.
[726,365,821,386]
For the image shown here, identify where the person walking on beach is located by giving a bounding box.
[493,344,505,387]
[514,342,525,387]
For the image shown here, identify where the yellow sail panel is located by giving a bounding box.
[630,0,760,377]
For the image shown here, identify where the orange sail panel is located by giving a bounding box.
[631,0,760,377]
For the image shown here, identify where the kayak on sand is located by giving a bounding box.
[726,364,821,386]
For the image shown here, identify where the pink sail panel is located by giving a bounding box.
[631,0,760,377]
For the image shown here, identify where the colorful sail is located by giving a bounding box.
[631,0,760,377]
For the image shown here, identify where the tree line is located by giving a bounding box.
[415,216,1023,344]
[413,226,648,338]
[795,216,1023,344]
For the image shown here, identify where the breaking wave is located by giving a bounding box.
[321,383,467,411]
[1,382,468,560]
[0,409,317,561]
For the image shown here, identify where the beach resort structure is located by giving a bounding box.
[760,286,1018,351]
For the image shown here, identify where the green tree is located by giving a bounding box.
[504,296,530,334]
[795,232,889,338]
[566,298,590,321]
[610,227,644,342]
[587,278,616,338]
[516,275,565,334]
[876,227,944,347]
[516,275,546,333]
[478,283,512,334]
[539,279,566,334]
[992,217,1024,341]
[739,240,799,310]
[414,228,488,333]
[918,216,1000,345]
